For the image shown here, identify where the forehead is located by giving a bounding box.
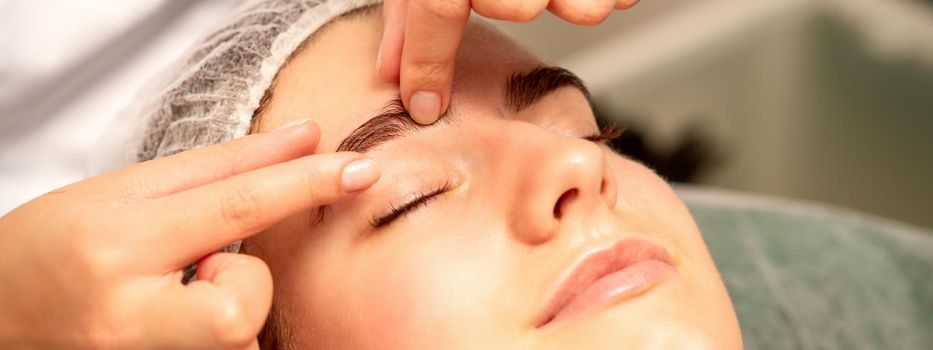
[255,14,543,151]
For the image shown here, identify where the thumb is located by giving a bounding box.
[143,253,272,349]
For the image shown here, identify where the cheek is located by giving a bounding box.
[346,225,511,349]
[604,155,741,346]
[352,256,443,348]
[608,156,683,218]
[607,155,720,289]
[607,155,700,247]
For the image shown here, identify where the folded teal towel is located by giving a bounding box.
[679,187,933,349]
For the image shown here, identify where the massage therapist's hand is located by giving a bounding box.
[377,0,639,124]
[0,121,379,349]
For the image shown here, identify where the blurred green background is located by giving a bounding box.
[496,0,933,230]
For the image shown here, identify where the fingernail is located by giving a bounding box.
[274,119,310,131]
[409,91,441,124]
[341,158,380,192]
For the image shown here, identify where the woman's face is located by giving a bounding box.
[247,11,741,350]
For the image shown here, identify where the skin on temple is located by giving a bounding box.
[242,7,742,350]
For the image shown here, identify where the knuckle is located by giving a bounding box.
[114,175,152,201]
[405,60,454,88]
[83,300,134,349]
[75,249,120,281]
[498,0,546,22]
[109,173,163,204]
[220,187,264,233]
[219,141,248,170]
[69,222,121,280]
[207,143,245,178]
[421,0,470,21]
[209,297,254,348]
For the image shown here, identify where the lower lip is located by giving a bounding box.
[548,259,677,325]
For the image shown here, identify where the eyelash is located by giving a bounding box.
[370,180,453,229]
[369,125,623,229]
[582,124,624,145]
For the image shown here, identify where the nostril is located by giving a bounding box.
[600,179,607,195]
[553,188,579,219]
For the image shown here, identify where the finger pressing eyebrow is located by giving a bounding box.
[335,97,452,154]
[336,65,590,154]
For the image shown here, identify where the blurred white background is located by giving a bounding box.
[0,0,240,213]
[2,0,932,229]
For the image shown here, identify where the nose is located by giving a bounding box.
[507,132,618,245]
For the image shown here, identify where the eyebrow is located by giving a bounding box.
[335,66,591,153]
[505,65,591,112]
[336,98,448,153]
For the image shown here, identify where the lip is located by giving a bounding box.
[535,238,677,328]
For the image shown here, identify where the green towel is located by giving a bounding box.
[678,186,933,349]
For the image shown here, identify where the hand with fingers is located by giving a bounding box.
[0,121,379,349]
[377,0,639,125]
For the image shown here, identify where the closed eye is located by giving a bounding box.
[370,180,453,229]
[366,124,616,230]
[582,124,623,145]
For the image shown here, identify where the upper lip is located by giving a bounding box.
[534,237,675,327]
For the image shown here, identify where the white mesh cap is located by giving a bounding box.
[101,0,381,282]
[134,0,381,162]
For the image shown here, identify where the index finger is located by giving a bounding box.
[399,0,471,125]
[377,0,408,83]
[142,152,380,269]
[85,120,321,200]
